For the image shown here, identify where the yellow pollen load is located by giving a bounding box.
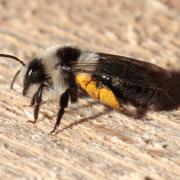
[75,74,121,109]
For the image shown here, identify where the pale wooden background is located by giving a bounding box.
[0,0,179,179]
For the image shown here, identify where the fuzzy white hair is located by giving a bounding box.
[77,51,100,64]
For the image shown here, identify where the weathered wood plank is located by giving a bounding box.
[0,0,179,179]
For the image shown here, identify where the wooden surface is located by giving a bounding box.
[0,0,180,179]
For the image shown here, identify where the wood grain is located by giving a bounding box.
[0,0,179,179]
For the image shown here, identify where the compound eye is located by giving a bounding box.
[28,69,33,77]
[27,68,39,82]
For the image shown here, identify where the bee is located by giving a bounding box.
[0,45,171,133]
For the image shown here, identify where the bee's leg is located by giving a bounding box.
[69,75,78,103]
[33,87,43,122]
[70,87,78,103]
[30,91,37,106]
[135,105,148,118]
[51,89,70,133]
[10,69,21,90]
[95,80,103,88]
[28,84,44,124]
[93,75,110,89]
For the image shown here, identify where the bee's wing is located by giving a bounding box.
[69,53,171,91]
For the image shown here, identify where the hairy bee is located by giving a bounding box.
[0,45,171,133]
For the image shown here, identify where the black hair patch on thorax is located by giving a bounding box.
[57,46,81,66]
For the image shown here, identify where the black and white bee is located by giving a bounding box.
[0,45,171,133]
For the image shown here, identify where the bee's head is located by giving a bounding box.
[0,53,46,96]
[23,58,45,95]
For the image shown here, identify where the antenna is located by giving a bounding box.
[0,53,25,66]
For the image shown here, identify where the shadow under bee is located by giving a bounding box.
[56,108,112,133]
